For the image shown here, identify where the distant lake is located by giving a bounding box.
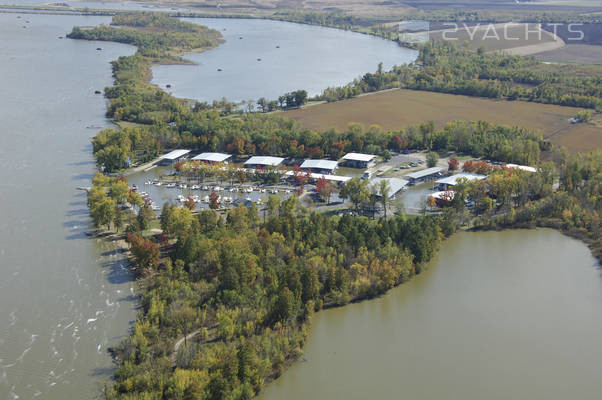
[151,18,418,103]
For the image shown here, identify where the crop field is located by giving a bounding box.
[283,89,602,152]
[535,44,602,64]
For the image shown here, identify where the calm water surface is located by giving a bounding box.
[259,229,602,400]
[152,18,418,102]
[0,13,136,400]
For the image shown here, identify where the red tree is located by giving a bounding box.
[448,157,459,171]
[293,165,309,188]
[127,233,160,270]
[462,160,475,172]
[209,192,220,210]
[316,176,335,204]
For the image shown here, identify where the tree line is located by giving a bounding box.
[316,40,602,110]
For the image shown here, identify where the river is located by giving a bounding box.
[258,229,602,400]
[0,13,137,400]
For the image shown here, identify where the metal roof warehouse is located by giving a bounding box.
[159,149,190,165]
[404,167,444,182]
[300,159,338,173]
[340,153,377,168]
[369,177,409,198]
[436,173,487,190]
[342,153,377,162]
[160,149,190,160]
[244,156,285,167]
[285,171,351,184]
[192,152,232,163]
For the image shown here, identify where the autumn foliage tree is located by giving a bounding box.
[462,160,494,175]
[209,191,220,210]
[448,157,459,171]
[184,196,196,210]
[127,233,160,271]
[292,165,309,188]
[315,176,335,204]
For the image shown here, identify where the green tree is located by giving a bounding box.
[340,177,369,213]
[271,287,294,324]
[378,179,391,218]
[426,152,439,168]
[172,304,196,347]
[137,205,154,231]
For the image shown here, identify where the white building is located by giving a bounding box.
[192,152,232,164]
[244,156,285,169]
[340,153,377,168]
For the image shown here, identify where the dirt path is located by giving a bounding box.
[171,329,201,364]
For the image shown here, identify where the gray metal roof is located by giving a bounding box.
[160,149,190,160]
[192,152,232,162]
[342,153,377,162]
[369,177,409,196]
[300,159,338,171]
[404,167,444,180]
[244,156,285,167]
[435,173,487,186]
[284,171,351,183]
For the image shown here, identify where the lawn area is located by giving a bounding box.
[283,89,601,152]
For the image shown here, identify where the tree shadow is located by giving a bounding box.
[72,172,95,181]
[100,257,134,285]
[69,200,87,207]
[68,160,96,167]
[66,208,89,217]
[90,365,115,377]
